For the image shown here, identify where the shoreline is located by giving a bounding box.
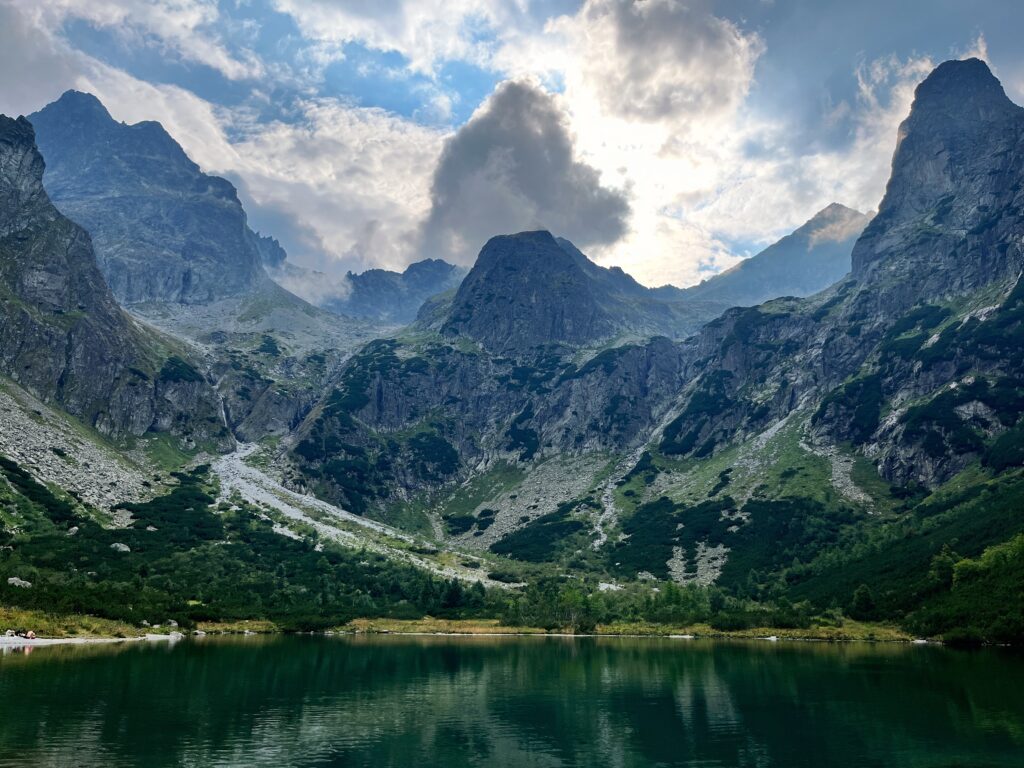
[0,632,185,649]
[1,614,928,647]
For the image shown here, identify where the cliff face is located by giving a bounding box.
[29,91,267,305]
[0,114,230,448]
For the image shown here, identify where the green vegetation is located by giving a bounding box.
[506,405,539,460]
[660,371,734,456]
[908,533,1024,643]
[814,374,883,444]
[157,356,204,384]
[0,459,491,631]
[490,502,588,562]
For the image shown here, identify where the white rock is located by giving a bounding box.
[110,542,131,553]
[6,577,31,588]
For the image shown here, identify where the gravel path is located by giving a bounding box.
[212,445,497,585]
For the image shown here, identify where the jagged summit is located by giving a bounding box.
[852,58,1024,289]
[442,230,614,352]
[909,58,1020,126]
[29,91,263,304]
[44,90,114,123]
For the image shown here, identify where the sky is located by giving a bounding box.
[0,1,1021,288]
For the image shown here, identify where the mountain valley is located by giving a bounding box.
[1,59,1023,642]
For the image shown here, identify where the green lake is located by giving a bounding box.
[0,635,1021,766]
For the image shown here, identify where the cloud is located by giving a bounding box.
[271,0,524,75]
[14,0,262,81]
[224,99,445,273]
[4,0,1014,292]
[561,0,763,124]
[419,79,630,264]
[266,263,354,306]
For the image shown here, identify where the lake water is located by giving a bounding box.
[0,635,1022,767]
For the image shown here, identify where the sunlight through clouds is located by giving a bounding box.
[1,0,1019,287]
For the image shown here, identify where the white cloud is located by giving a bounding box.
[2,0,1000,291]
[14,0,263,81]
[225,99,445,273]
[485,1,940,287]
[0,1,442,277]
[559,0,763,124]
[271,0,526,75]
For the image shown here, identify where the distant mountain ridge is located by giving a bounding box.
[681,203,871,307]
[29,91,270,305]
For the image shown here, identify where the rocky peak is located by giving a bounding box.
[802,203,869,239]
[28,91,265,304]
[442,230,622,353]
[42,90,113,125]
[852,58,1024,296]
[402,258,461,285]
[907,58,1020,130]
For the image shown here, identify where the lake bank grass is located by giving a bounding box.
[0,605,145,638]
[1,606,915,643]
[338,617,914,642]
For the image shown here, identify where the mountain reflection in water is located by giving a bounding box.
[0,635,1022,767]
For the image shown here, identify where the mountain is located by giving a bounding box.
[323,259,467,324]
[0,114,228,448]
[436,230,728,354]
[663,58,1024,487]
[29,91,268,304]
[5,58,1024,644]
[279,59,1024,635]
[680,203,871,307]
[28,91,383,441]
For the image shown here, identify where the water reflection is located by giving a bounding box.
[0,636,1021,767]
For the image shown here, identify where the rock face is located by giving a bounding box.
[440,230,726,354]
[0,114,229,447]
[682,203,871,308]
[852,57,1024,294]
[28,91,381,445]
[29,91,267,304]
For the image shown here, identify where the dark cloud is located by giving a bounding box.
[420,79,630,263]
